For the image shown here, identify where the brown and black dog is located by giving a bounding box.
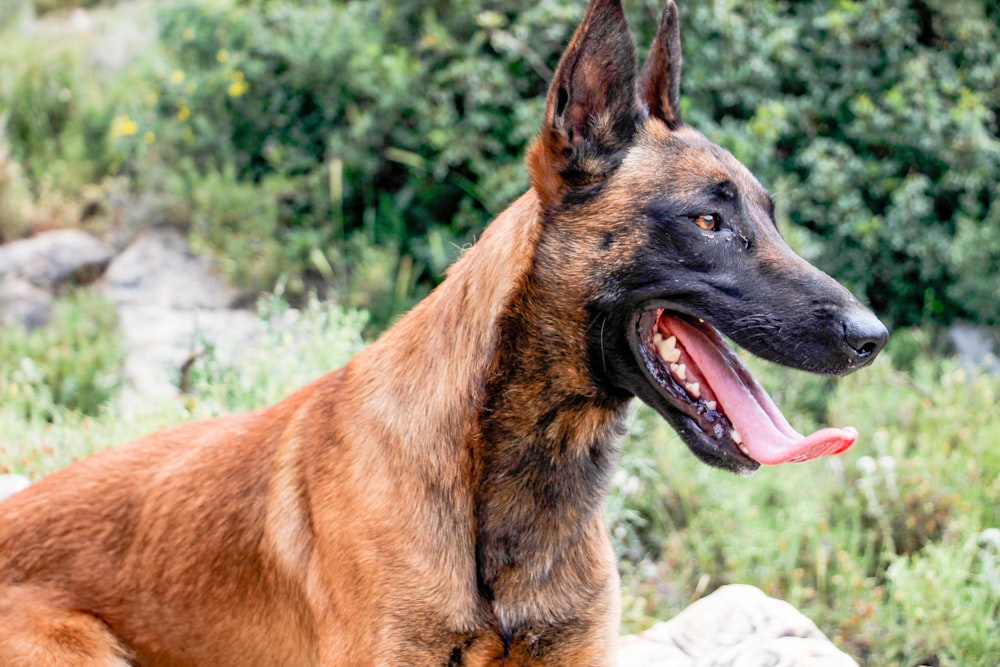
[0,1,887,665]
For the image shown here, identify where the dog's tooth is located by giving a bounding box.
[685,382,700,399]
[653,331,663,345]
[670,363,687,381]
[664,335,676,350]
[738,443,751,456]
[705,400,717,411]
[659,344,681,363]
[730,429,743,445]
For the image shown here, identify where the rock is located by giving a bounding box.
[98,227,263,408]
[0,228,113,289]
[97,227,235,309]
[948,322,1000,377]
[618,585,858,667]
[0,474,30,502]
[0,278,53,329]
[113,305,263,411]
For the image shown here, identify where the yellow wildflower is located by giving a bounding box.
[177,105,191,121]
[227,70,248,98]
[170,70,185,85]
[183,27,195,42]
[144,131,156,144]
[216,49,229,63]
[110,114,138,138]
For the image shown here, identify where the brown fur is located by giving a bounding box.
[0,0,885,664]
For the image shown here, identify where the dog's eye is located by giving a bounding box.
[692,214,717,231]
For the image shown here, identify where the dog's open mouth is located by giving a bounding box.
[634,309,857,470]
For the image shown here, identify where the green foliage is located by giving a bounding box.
[185,168,296,292]
[680,0,1000,326]
[3,0,997,328]
[33,0,108,15]
[0,297,365,476]
[0,36,121,195]
[0,131,33,242]
[609,338,1000,666]
[110,0,579,322]
[183,295,367,411]
[0,291,122,421]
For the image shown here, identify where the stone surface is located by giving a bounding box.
[948,321,1000,377]
[97,227,236,310]
[0,228,113,289]
[97,227,262,409]
[618,585,858,667]
[0,278,53,329]
[113,305,262,410]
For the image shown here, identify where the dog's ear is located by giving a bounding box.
[527,0,639,207]
[638,0,683,130]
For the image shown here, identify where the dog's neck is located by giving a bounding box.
[472,246,630,617]
[357,190,629,625]
[465,194,630,620]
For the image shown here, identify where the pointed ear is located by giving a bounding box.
[638,0,683,130]
[527,0,639,207]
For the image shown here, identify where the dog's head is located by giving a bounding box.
[525,0,888,475]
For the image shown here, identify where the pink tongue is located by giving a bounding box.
[667,318,858,465]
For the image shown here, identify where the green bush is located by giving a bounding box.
[0,291,123,421]
[0,40,121,195]
[183,295,367,411]
[107,0,581,323]
[0,297,365,476]
[141,0,997,329]
[680,0,1000,327]
[33,0,109,15]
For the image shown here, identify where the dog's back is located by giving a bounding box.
[0,193,548,666]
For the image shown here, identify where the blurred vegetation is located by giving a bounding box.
[612,340,1000,666]
[0,290,122,421]
[1,1,998,665]
[679,0,1000,327]
[1,0,996,328]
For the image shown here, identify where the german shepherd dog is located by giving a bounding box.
[0,0,887,664]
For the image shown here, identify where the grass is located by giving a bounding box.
[613,342,1000,666]
[1,295,997,666]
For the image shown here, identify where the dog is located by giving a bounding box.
[0,0,888,664]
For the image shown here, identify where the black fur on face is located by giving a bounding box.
[524,0,887,474]
[580,127,887,473]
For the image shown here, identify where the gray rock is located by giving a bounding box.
[618,585,858,667]
[0,229,113,289]
[97,227,263,409]
[113,305,263,411]
[97,227,235,310]
[0,474,30,502]
[948,321,1000,377]
[0,278,53,329]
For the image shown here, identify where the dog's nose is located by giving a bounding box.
[843,308,889,363]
